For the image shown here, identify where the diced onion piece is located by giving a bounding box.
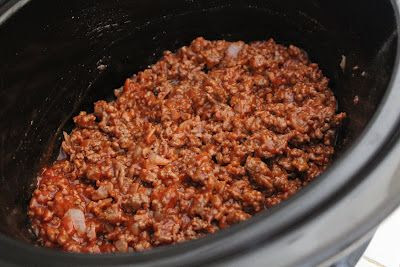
[65,208,86,233]
[57,147,67,160]
[149,153,170,166]
[227,43,243,58]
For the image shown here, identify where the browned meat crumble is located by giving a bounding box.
[28,37,346,253]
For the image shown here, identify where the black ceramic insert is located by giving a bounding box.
[0,0,399,266]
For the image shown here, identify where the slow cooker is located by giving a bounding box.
[0,0,400,266]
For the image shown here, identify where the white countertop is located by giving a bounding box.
[356,206,400,267]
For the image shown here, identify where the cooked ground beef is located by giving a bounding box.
[28,37,346,253]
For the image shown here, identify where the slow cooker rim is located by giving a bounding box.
[1,0,400,266]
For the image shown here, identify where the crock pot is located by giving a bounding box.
[0,0,400,266]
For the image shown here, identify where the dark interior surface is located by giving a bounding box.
[0,0,397,246]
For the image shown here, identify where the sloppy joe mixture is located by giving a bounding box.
[28,37,345,253]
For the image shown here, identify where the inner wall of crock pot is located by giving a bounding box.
[0,0,397,243]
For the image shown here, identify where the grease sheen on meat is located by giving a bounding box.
[28,37,346,253]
